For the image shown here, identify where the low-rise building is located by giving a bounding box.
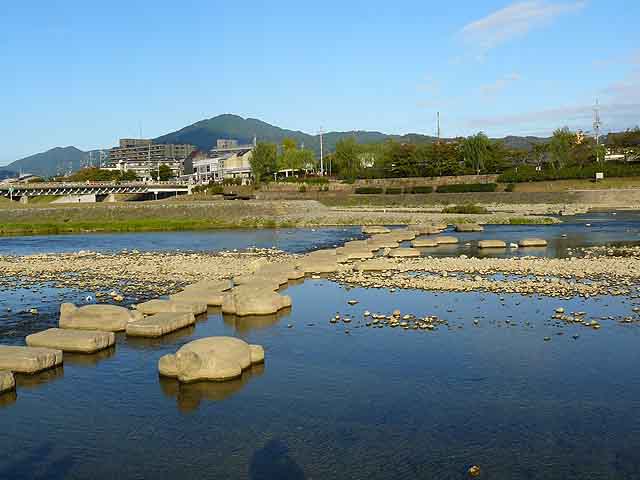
[193,139,255,184]
[106,139,195,179]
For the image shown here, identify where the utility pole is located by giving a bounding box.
[319,127,324,176]
[593,99,602,163]
[437,111,441,141]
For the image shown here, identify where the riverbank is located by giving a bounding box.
[0,200,558,236]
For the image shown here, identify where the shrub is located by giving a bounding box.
[441,204,489,214]
[281,176,328,184]
[298,185,307,193]
[498,162,640,183]
[505,183,515,192]
[384,187,403,194]
[354,187,383,194]
[436,183,497,193]
[408,186,434,194]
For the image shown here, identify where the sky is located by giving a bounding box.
[1,0,639,165]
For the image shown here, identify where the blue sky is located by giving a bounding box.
[1,0,638,165]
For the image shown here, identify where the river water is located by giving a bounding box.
[2,214,640,479]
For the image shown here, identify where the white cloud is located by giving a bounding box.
[480,73,522,96]
[460,1,585,52]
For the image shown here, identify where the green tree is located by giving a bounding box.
[152,164,173,181]
[250,142,278,183]
[333,137,361,180]
[462,132,492,173]
[549,127,575,169]
[282,138,297,153]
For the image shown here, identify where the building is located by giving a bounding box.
[193,139,254,184]
[107,139,195,179]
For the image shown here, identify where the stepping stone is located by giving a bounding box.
[411,238,439,248]
[60,303,142,332]
[126,312,196,338]
[170,289,227,306]
[0,346,63,374]
[222,288,292,316]
[478,240,507,248]
[455,224,484,232]
[435,236,459,244]
[158,336,264,383]
[0,371,15,394]
[136,299,207,316]
[362,225,390,234]
[519,238,548,247]
[26,328,115,353]
[388,247,422,257]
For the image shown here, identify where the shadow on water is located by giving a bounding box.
[159,363,265,412]
[249,439,306,480]
[123,325,197,350]
[223,308,292,334]
[0,390,17,408]
[15,366,64,389]
[0,442,74,480]
[63,346,116,367]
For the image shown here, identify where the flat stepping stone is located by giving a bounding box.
[411,238,438,248]
[136,299,207,316]
[170,289,227,306]
[478,239,507,248]
[60,303,142,332]
[519,238,548,247]
[435,236,459,244]
[455,224,484,232]
[362,226,390,234]
[159,336,264,383]
[26,328,115,353]
[388,248,422,258]
[126,312,196,338]
[0,346,63,374]
[0,371,15,394]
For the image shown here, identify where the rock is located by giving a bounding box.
[171,288,228,307]
[411,238,439,248]
[477,240,507,249]
[468,465,481,477]
[356,258,391,272]
[158,337,264,383]
[347,300,359,305]
[126,312,196,338]
[222,287,292,316]
[26,328,115,353]
[59,303,143,332]
[29,308,38,315]
[455,224,484,232]
[509,243,518,249]
[0,370,15,394]
[435,236,459,245]
[0,346,63,373]
[135,299,207,316]
[407,224,443,235]
[362,225,391,234]
[388,247,422,258]
[518,238,548,247]
[555,307,565,314]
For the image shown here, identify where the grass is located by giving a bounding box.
[441,204,489,214]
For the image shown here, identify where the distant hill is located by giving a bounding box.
[4,146,88,178]
[6,114,553,176]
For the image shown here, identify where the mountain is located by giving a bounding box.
[4,146,88,178]
[154,114,440,155]
[6,114,553,177]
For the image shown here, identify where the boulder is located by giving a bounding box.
[388,247,422,258]
[411,238,439,248]
[222,285,292,316]
[0,346,63,374]
[455,223,484,232]
[478,239,507,248]
[59,303,142,332]
[519,238,548,247]
[435,236,459,245]
[136,299,207,316]
[26,328,115,353]
[0,371,15,394]
[126,312,196,338]
[158,336,264,383]
[362,225,391,235]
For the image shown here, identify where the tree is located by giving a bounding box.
[282,138,297,153]
[549,127,575,169]
[461,132,492,173]
[250,142,278,183]
[152,164,173,181]
[333,138,361,180]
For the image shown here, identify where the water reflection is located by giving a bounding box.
[223,308,292,333]
[0,390,17,408]
[159,363,265,412]
[0,442,75,480]
[249,439,306,480]
[64,346,116,367]
[15,366,64,389]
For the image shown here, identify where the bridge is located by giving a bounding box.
[0,181,191,201]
